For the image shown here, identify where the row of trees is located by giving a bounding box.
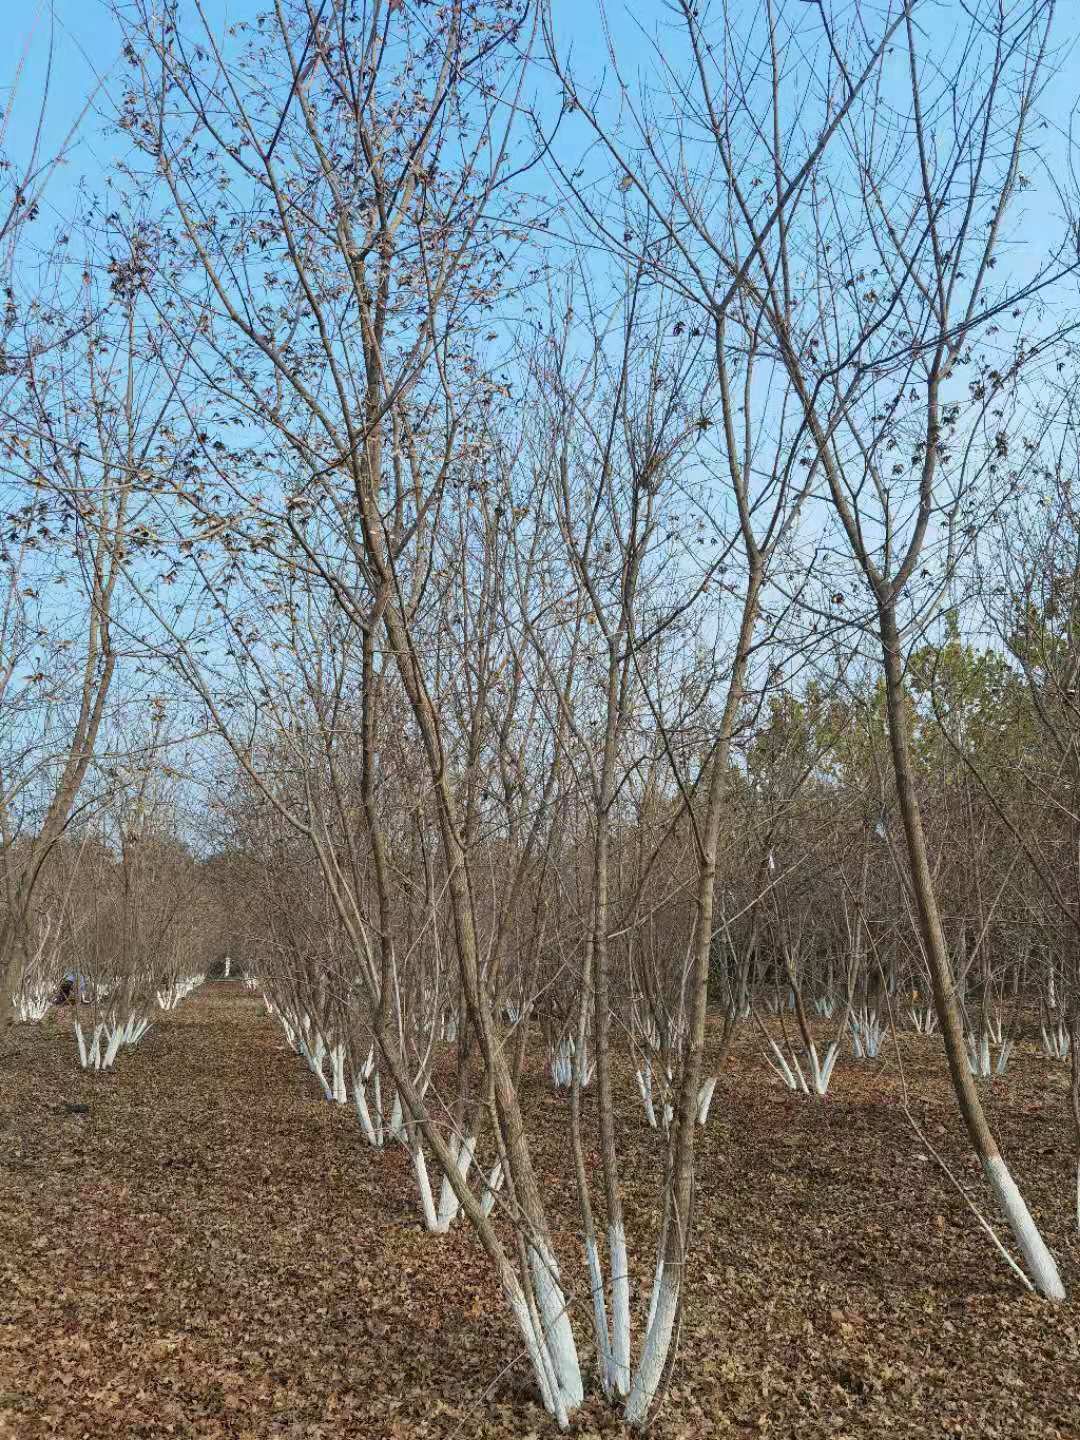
[4,0,1080,1426]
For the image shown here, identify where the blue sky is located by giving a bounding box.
[3,0,1079,801]
[6,0,1078,263]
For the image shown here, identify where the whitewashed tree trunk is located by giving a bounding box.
[764,1034,842,1097]
[1041,1020,1071,1061]
[983,1154,1065,1301]
[762,1035,809,1094]
[607,1222,630,1395]
[696,1076,718,1125]
[550,1036,575,1088]
[503,1277,571,1430]
[909,1004,938,1035]
[967,1031,1013,1078]
[300,1025,333,1099]
[16,977,52,1021]
[388,1088,406,1143]
[850,1007,884,1059]
[330,1042,348,1103]
[75,1019,106,1070]
[352,1049,386,1145]
[625,1246,679,1424]
[527,1242,584,1416]
[411,1144,446,1232]
[479,1159,504,1217]
[636,1062,658,1127]
[436,1133,476,1229]
[157,972,205,1010]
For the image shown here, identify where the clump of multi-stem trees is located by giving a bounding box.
[3,0,1080,1427]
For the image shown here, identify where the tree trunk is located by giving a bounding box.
[879,604,1064,1301]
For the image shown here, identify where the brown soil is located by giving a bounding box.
[1,987,1078,1439]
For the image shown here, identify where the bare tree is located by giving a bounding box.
[548,0,1076,1301]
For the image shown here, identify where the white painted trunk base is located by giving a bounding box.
[763,1037,841,1096]
[411,1145,447,1233]
[983,1154,1065,1301]
[503,1278,569,1429]
[850,1008,884,1059]
[330,1043,348,1103]
[636,1064,658,1128]
[479,1159,504,1217]
[1041,1021,1071,1061]
[966,1032,1013,1078]
[156,973,205,1010]
[608,1223,630,1397]
[528,1243,584,1412]
[909,1005,938,1035]
[625,1265,679,1424]
[16,979,52,1021]
[436,1134,476,1229]
[550,1037,575,1088]
[75,1013,150,1071]
[585,1235,613,1395]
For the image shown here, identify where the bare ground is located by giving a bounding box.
[1,987,1078,1439]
